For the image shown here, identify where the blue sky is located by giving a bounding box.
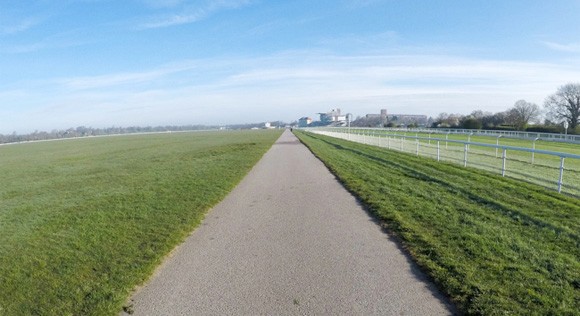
[1,0,579,133]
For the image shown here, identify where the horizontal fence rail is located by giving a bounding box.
[372,127,580,144]
[305,127,580,196]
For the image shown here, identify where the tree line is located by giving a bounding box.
[354,83,580,134]
[0,121,291,145]
[434,83,580,133]
[433,101,542,131]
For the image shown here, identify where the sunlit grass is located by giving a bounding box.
[0,130,282,315]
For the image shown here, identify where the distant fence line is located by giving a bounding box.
[305,127,580,196]
[367,127,580,144]
[0,129,222,147]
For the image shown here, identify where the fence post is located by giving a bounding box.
[437,141,440,161]
[387,136,391,149]
[532,141,535,164]
[558,157,565,193]
[401,136,404,151]
[464,144,468,167]
[502,149,507,177]
[532,138,539,164]
[467,133,472,150]
[416,141,419,156]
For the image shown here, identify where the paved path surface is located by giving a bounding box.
[124,130,455,315]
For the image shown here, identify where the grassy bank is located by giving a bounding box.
[295,131,580,315]
[0,130,282,315]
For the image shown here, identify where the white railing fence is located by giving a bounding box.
[305,127,580,196]
[379,127,580,144]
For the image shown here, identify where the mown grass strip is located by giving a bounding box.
[295,131,580,315]
[0,130,282,315]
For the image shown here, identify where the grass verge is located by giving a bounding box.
[295,131,580,315]
[0,130,282,315]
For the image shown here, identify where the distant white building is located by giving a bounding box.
[319,108,347,123]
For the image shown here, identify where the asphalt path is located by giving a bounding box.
[124,130,455,315]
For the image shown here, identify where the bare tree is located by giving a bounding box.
[544,83,580,129]
[507,100,540,130]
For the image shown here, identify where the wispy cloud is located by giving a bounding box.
[55,52,580,109]
[36,53,580,100]
[245,16,322,37]
[142,0,185,8]
[211,54,577,101]
[139,0,253,29]
[4,50,580,133]
[541,41,580,53]
[1,31,93,54]
[318,31,400,49]
[0,16,43,35]
[59,60,202,90]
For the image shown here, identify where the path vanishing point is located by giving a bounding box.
[124,130,455,315]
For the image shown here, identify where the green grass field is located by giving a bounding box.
[325,128,580,196]
[0,130,282,315]
[296,130,580,315]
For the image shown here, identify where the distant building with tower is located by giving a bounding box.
[359,108,428,127]
[365,109,388,125]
